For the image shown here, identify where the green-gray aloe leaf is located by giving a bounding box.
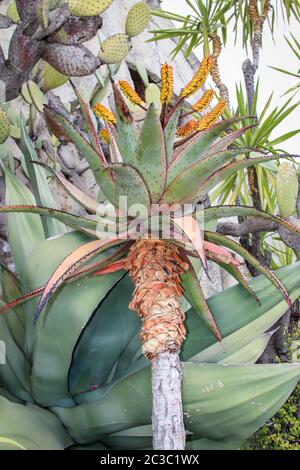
[0,205,98,233]
[112,82,137,163]
[45,109,117,200]
[20,117,65,237]
[105,164,151,210]
[164,104,182,163]
[163,154,290,204]
[133,104,167,202]
[168,117,247,183]
[204,231,291,307]
[0,397,72,450]
[4,169,45,279]
[204,205,300,241]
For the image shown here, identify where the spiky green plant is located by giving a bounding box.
[1,58,300,449]
[0,171,300,450]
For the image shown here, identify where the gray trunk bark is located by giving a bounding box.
[151,352,186,450]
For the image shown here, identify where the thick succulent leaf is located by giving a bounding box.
[164,104,182,164]
[218,332,274,365]
[168,117,246,183]
[105,164,151,210]
[33,162,100,214]
[204,231,291,307]
[22,232,124,406]
[163,153,290,205]
[69,275,146,400]
[1,264,25,319]
[167,147,250,187]
[112,82,137,163]
[70,83,105,162]
[34,237,128,323]
[204,205,300,240]
[182,262,300,362]
[0,397,72,450]
[133,104,167,202]
[0,205,98,233]
[0,245,130,318]
[173,216,207,271]
[0,300,32,403]
[20,118,65,237]
[44,109,117,199]
[52,363,300,448]
[4,170,45,279]
[206,126,255,155]
[196,154,291,200]
[181,267,222,342]
[212,259,260,304]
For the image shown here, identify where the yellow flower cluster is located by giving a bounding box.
[119,80,143,106]
[197,100,227,131]
[160,63,174,105]
[192,90,215,113]
[176,119,198,137]
[99,128,111,144]
[93,104,116,125]
[180,56,214,99]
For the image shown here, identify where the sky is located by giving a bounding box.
[161,0,300,153]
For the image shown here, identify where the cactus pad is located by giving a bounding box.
[0,110,10,144]
[6,1,21,24]
[43,44,101,76]
[65,0,113,17]
[126,2,150,37]
[276,162,298,218]
[99,34,131,64]
[40,62,69,91]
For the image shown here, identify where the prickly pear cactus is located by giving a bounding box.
[276,162,298,218]
[99,33,131,64]
[65,0,113,16]
[43,44,101,76]
[0,110,10,144]
[40,61,69,91]
[126,1,150,38]
[6,0,21,24]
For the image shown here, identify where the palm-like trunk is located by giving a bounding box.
[126,240,189,450]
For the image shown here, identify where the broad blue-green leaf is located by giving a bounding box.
[24,232,124,407]
[0,397,72,450]
[52,363,300,448]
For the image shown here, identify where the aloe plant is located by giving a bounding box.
[1,58,300,449]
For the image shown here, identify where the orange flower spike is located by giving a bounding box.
[197,100,227,131]
[93,104,116,125]
[176,119,198,137]
[99,128,111,144]
[192,90,215,113]
[160,63,174,105]
[119,80,144,106]
[180,56,214,99]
